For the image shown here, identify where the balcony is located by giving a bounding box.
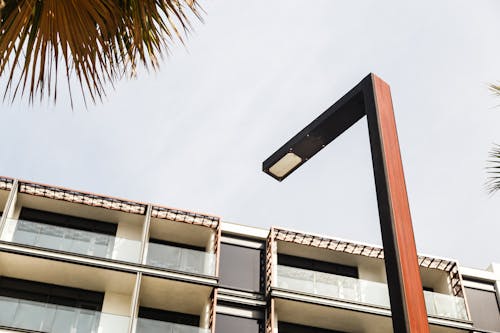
[424,290,468,321]
[0,296,129,333]
[277,265,390,307]
[1,218,141,263]
[136,318,210,333]
[146,242,216,276]
[276,265,468,321]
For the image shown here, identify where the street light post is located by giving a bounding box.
[262,73,429,333]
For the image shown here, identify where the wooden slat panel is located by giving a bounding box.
[372,75,429,333]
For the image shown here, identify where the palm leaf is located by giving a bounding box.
[491,84,500,96]
[486,83,500,194]
[0,0,200,106]
[486,144,500,194]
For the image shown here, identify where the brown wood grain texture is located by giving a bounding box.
[214,227,222,277]
[372,75,429,333]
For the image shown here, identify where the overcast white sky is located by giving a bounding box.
[1,0,499,269]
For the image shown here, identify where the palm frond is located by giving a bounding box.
[0,0,200,106]
[486,143,500,194]
[486,82,500,194]
[490,83,500,96]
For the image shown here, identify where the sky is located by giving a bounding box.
[1,0,499,269]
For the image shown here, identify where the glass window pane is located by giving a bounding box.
[0,296,17,326]
[92,235,114,258]
[13,300,45,331]
[13,220,40,245]
[465,286,500,331]
[51,306,77,333]
[219,243,262,292]
[40,304,57,332]
[147,243,182,270]
[278,321,347,333]
[137,318,174,333]
[215,314,261,333]
[66,230,92,255]
[74,309,99,333]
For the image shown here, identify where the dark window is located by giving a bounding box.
[138,307,200,326]
[19,208,117,235]
[219,242,263,292]
[278,254,358,278]
[465,286,500,331]
[149,238,204,252]
[278,322,346,333]
[0,277,104,311]
[215,313,263,333]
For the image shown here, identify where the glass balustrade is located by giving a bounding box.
[277,265,468,321]
[136,318,210,333]
[277,265,390,307]
[0,296,129,333]
[424,290,468,320]
[146,242,216,276]
[1,218,141,263]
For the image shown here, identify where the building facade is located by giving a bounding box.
[0,176,498,333]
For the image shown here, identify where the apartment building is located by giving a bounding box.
[0,176,498,333]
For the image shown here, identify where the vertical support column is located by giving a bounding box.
[265,229,277,333]
[129,272,142,333]
[454,264,472,321]
[139,205,152,265]
[199,292,212,330]
[265,229,276,296]
[210,288,218,333]
[214,226,221,277]
[365,74,429,333]
[265,298,276,333]
[488,264,500,313]
[0,179,18,236]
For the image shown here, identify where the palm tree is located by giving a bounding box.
[486,84,500,194]
[0,0,200,106]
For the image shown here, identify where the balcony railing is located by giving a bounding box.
[277,265,390,307]
[146,242,216,276]
[2,218,141,263]
[136,318,209,333]
[0,296,129,332]
[424,290,468,320]
[277,265,468,321]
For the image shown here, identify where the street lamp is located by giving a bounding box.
[262,73,429,333]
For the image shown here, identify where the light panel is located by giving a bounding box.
[268,153,302,178]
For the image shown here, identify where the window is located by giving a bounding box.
[278,254,358,278]
[215,302,264,333]
[149,238,204,252]
[0,277,104,310]
[19,208,117,235]
[137,307,200,327]
[12,208,117,258]
[216,314,262,333]
[146,238,213,275]
[219,237,264,292]
[0,277,104,332]
[278,322,347,333]
[465,286,500,331]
